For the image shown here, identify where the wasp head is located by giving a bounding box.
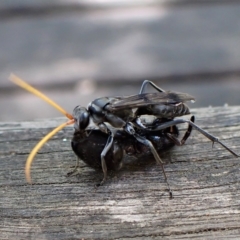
[73,106,90,131]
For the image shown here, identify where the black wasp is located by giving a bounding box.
[10,75,238,198]
[71,80,238,184]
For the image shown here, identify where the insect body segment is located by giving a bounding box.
[135,102,190,119]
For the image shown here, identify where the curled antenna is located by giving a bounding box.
[9,74,75,183]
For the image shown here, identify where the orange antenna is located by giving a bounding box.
[9,74,73,120]
[25,119,74,183]
[9,74,75,183]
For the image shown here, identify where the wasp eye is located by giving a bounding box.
[73,106,90,130]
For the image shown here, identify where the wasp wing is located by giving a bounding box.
[107,92,195,111]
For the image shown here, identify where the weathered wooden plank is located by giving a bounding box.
[1,0,239,12]
[0,106,240,239]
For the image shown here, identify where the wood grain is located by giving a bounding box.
[0,106,240,239]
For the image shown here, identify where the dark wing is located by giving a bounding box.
[107,92,195,111]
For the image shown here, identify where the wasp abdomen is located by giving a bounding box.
[135,103,190,119]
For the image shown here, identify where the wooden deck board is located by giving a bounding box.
[0,106,240,239]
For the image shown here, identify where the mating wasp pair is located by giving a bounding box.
[10,74,238,198]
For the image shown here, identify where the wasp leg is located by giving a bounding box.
[152,117,239,157]
[167,116,194,146]
[96,132,114,187]
[135,133,173,199]
[124,122,173,198]
[139,80,166,94]
[67,157,81,177]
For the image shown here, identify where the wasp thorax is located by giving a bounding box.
[72,106,90,131]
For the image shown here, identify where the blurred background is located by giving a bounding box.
[1,0,240,121]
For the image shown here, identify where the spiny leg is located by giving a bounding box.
[139,80,166,94]
[166,116,194,146]
[133,80,166,130]
[67,157,81,177]
[96,133,114,187]
[136,80,166,130]
[124,122,173,198]
[134,133,173,198]
[151,117,239,157]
